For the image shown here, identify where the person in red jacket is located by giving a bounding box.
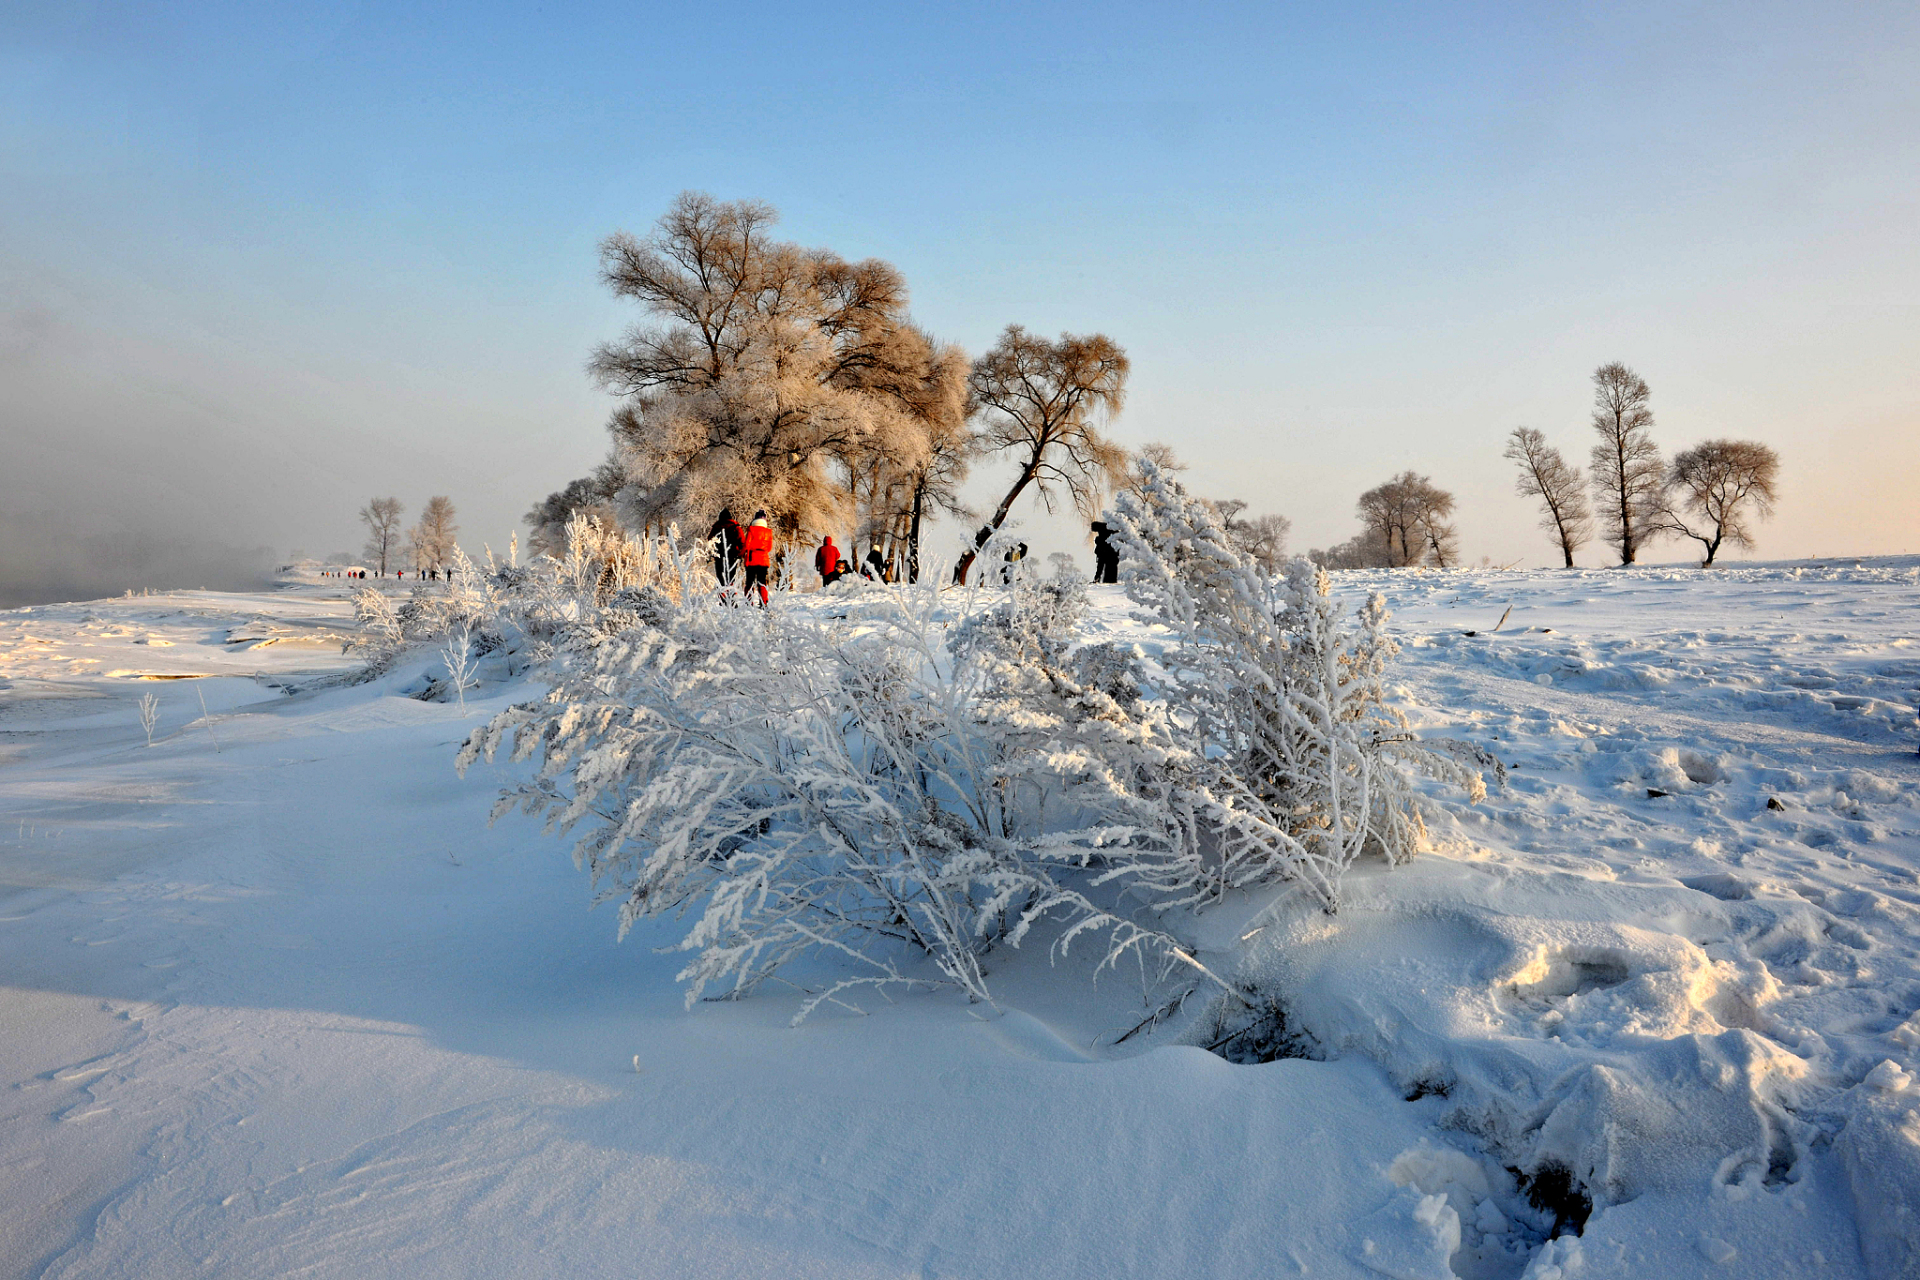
[815,534,841,587]
[742,511,774,605]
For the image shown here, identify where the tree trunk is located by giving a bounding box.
[906,482,926,584]
[956,461,1040,585]
[1608,423,1636,566]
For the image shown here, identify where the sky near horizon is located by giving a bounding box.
[3,1,1917,601]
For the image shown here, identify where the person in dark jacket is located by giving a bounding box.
[709,509,743,587]
[1091,521,1119,584]
[862,545,889,583]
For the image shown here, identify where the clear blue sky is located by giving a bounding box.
[4,1,1916,595]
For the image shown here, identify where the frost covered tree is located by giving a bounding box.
[893,343,978,581]
[1657,439,1780,567]
[407,496,459,572]
[587,192,964,553]
[957,326,1130,583]
[1505,427,1590,567]
[359,497,404,575]
[1587,363,1663,566]
[834,329,977,582]
[1356,472,1456,568]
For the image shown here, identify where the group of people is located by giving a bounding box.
[315,567,457,581]
[814,535,893,587]
[705,508,907,604]
[701,508,1125,602]
[705,509,777,605]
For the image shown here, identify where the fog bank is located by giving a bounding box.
[0,508,278,609]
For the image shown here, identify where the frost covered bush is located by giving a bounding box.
[547,511,685,607]
[1107,461,1483,910]
[349,514,700,687]
[456,473,1479,1015]
[458,573,1177,1019]
[459,514,692,658]
[347,586,408,675]
[349,573,492,679]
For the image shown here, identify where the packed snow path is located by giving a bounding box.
[1,563,1915,1278]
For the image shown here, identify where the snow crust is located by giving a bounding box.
[1,559,1917,1277]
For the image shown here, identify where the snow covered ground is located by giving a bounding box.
[2,561,1916,1278]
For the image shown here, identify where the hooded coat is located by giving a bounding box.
[743,519,774,568]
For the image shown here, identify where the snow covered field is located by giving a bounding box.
[2,561,1917,1278]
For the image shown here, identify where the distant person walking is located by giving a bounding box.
[742,511,774,606]
[863,545,889,583]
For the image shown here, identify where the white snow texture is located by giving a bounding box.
[0,538,1917,1277]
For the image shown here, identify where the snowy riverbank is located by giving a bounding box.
[2,561,1916,1278]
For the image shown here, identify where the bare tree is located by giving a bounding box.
[1657,439,1780,566]
[1210,499,1291,574]
[1505,427,1591,567]
[1310,527,1393,569]
[1587,363,1663,565]
[1417,504,1460,567]
[359,497,404,574]
[1239,514,1293,573]
[959,325,1130,583]
[1355,480,1410,567]
[525,462,626,558]
[1356,471,1456,567]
